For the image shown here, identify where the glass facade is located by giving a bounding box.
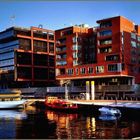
[0,51,14,60]
[0,30,14,40]
[0,51,14,71]
[0,59,14,67]
[0,39,19,71]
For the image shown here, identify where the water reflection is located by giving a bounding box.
[16,108,56,139]
[0,110,27,120]
[99,115,121,121]
[0,110,27,139]
[46,111,79,139]
[0,107,140,139]
[45,110,140,139]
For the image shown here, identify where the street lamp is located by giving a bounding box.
[60,80,71,100]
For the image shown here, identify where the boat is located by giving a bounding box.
[0,100,26,109]
[0,89,26,109]
[45,97,78,111]
[98,107,121,116]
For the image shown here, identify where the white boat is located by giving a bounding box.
[0,89,26,109]
[99,107,121,116]
[0,100,26,109]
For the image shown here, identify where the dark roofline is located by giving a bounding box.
[55,26,73,31]
[97,16,121,23]
[0,26,30,34]
[97,15,135,24]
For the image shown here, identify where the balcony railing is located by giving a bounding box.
[47,85,135,93]
[95,85,135,92]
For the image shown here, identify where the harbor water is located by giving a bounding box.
[0,106,140,139]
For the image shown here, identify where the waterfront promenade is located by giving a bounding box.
[68,99,140,109]
[25,98,140,110]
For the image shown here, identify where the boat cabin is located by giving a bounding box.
[0,90,21,101]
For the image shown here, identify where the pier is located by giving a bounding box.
[24,99,45,107]
[68,99,140,109]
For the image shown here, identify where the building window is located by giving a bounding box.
[138,36,140,42]
[61,29,72,36]
[99,47,112,53]
[100,21,112,28]
[80,68,86,74]
[106,55,119,61]
[73,60,79,66]
[96,66,104,73]
[100,39,112,45]
[73,52,78,59]
[108,64,118,72]
[131,49,137,55]
[131,57,137,64]
[72,36,77,43]
[56,61,67,66]
[131,33,136,39]
[88,67,93,74]
[131,41,136,48]
[122,36,124,45]
[73,45,81,50]
[99,30,112,37]
[67,69,73,75]
[137,43,140,48]
[75,68,79,75]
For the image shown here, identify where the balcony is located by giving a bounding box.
[56,54,66,60]
[99,21,112,28]
[48,33,54,41]
[33,31,47,39]
[49,42,54,53]
[97,30,112,40]
[95,85,135,93]
[56,47,66,53]
[98,39,112,47]
[56,38,66,46]
[56,60,67,66]
[105,55,120,61]
[98,46,112,53]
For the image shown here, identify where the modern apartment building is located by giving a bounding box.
[0,26,55,88]
[55,24,96,83]
[55,16,140,98]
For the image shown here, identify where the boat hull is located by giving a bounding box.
[45,98,79,112]
[46,103,78,112]
[0,100,26,109]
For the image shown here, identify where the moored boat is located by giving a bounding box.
[45,97,78,111]
[0,100,26,109]
[0,89,26,109]
[99,107,121,116]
